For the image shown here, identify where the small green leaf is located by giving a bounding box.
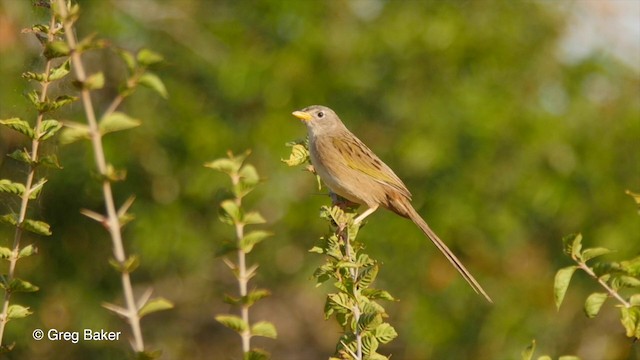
[43,40,70,59]
[215,314,248,333]
[18,244,37,258]
[250,321,277,339]
[220,200,241,223]
[37,95,77,113]
[39,154,63,169]
[21,71,46,82]
[521,340,535,360]
[22,219,51,236]
[240,230,272,253]
[0,118,34,139]
[613,275,640,289]
[59,122,91,144]
[374,323,398,344]
[621,256,640,276]
[362,289,395,301]
[244,349,270,360]
[554,266,578,309]
[215,241,238,257]
[84,72,105,90]
[136,349,163,360]
[358,264,379,288]
[281,142,309,167]
[6,278,39,293]
[243,211,266,225]
[558,356,581,360]
[109,255,140,273]
[361,333,380,355]
[138,72,168,99]
[0,247,13,260]
[137,49,164,66]
[138,297,174,318]
[99,112,141,135]
[581,247,612,262]
[48,59,71,81]
[244,289,271,307]
[620,306,640,339]
[38,119,63,140]
[204,158,238,174]
[6,304,32,320]
[7,149,32,164]
[631,294,640,306]
[117,48,136,72]
[0,214,18,226]
[0,180,26,197]
[584,292,608,318]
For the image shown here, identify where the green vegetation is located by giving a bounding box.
[0,1,637,359]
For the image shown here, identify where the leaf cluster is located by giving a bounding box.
[554,233,640,340]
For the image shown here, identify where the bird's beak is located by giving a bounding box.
[292,110,312,122]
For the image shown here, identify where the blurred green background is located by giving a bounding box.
[0,1,638,359]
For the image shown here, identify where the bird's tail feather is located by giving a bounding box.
[407,206,493,303]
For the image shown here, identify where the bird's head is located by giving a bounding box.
[292,105,343,134]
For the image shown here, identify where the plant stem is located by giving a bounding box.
[577,261,631,308]
[0,11,56,347]
[56,0,144,352]
[231,173,251,353]
[339,223,362,360]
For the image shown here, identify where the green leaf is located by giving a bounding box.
[59,122,91,144]
[554,266,578,309]
[630,294,640,306]
[612,275,640,289]
[39,154,63,169]
[135,349,163,360]
[361,333,380,355]
[521,340,535,360]
[48,59,71,81]
[0,247,13,260]
[215,241,238,257]
[619,306,640,339]
[244,289,271,307]
[581,247,612,262]
[584,292,608,318]
[18,244,37,258]
[558,356,581,360]
[117,48,136,72]
[240,230,272,253]
[325,293,353,318]
[109,255,140,273]
[38,119,63,141]
[374,322,398,344]
[250,321,277,339]
[84,72,105,90]
[37,95,77,113]
[137,49,164,66]
[0,118,34,139]
[244,349,270,360]
[358,264,379,288]
[215,314,248,333]
[621,256,640,276]
[138,297,174,318]
[21,71,46,82]
[28,178,47,200]
[362,289,395,301]
[43,40,70,59]
[0,180,26,197]
[6,304,32,320]
[220,200,241,223]
[7,149,32,164]
[6,278,39,293]
[204,158,238,174]
[281,142,309,167]
[562,233,582,259]
[243,211,266,225]
[0,214,18,226]
[22,219,51,236]
[99,112,141,135]
[138,72,168,99]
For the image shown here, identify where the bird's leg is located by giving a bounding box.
[353,205,379,224]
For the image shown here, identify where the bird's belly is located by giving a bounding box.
[310,147,369,205]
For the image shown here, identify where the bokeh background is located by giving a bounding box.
[0,1,639,359]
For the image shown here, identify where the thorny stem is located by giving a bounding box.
[0,11,57,347]
[577,260,631,308]
[231,173,251,353]
[57,0,144,352]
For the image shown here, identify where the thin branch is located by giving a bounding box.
[577,261,631,308]
[231,173,251,353]
[56,0,145,352]
[0,10,57,347]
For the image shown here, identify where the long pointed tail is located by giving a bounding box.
[407,206,493,303]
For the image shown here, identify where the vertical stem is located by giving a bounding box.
[56,0,144,352]
[339,223,362,360]
[0,11,57,346]
[232,174,251,353]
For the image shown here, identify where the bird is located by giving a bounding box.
[292,105,492,303]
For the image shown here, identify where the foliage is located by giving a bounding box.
[284,142,397,359]
[555,230,640,340]
[206,151,277,359]
[0,1,66,352]
[521,340,580,360]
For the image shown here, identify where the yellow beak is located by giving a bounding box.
[292,110,312,122]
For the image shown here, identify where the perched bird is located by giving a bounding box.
[292,105,492,303]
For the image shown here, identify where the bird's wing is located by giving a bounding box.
[330,134,412,199]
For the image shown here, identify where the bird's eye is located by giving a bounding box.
[317,111,324,118]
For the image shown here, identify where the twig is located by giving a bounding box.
[577,261,631,308]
